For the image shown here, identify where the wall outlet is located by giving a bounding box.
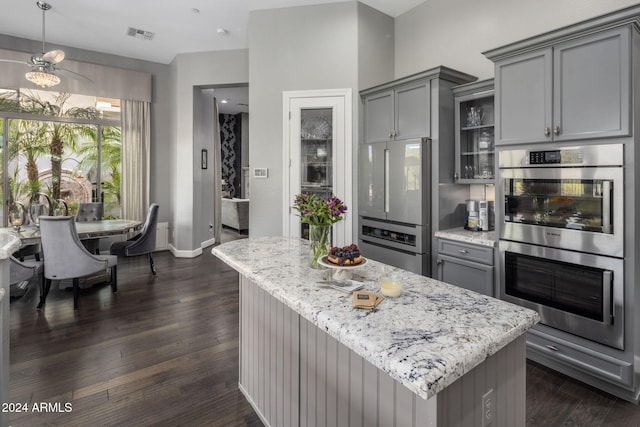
[482,388,495,427]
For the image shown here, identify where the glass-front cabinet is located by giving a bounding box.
[300,108,333,239]
[453,79,495,183]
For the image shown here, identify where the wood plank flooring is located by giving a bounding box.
[7,230,640,426]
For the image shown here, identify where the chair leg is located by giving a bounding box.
[111,266,118,293]
[37,278,52,310]
[148,253,157,275]
[73,278,80,310]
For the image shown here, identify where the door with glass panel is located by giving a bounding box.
[284,90,352,246]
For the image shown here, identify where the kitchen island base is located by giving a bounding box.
[239,275,526,427]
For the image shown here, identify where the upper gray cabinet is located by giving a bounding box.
[363,80,429,143]
[490,26,631,145]
[364,91,394,143]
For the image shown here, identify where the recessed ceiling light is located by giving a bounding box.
[217,28,228,36]
[220,98,229,104]
[192,8,200,14]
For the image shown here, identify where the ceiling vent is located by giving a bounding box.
[126,27,155,41]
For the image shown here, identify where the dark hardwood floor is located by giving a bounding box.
[7,229,640,426]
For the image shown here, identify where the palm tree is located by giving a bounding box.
[8,118,50,201]
[19,93,97,201]
[70,125,122,213]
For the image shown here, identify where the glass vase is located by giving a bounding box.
[309,224,330,269]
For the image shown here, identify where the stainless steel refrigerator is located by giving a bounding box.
[358,137,431,276]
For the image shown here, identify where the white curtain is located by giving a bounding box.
[213,98,223,243]
[121,100,151,221]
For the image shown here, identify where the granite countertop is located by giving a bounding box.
[435,227,497,247]
[212,236,538,400]
[0,233,21,259]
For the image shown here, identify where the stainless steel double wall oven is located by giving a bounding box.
[498,143,624,349]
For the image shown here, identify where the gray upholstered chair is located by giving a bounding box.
[110,203,159,275]
[9,256,44,298]
[75,202,104,254]
[38,216,118,310]
[76,202,104,221]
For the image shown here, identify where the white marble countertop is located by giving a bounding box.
[0,233,22,259]
[212,236,539,400]
[435,227,497,247]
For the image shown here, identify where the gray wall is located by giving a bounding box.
[0,34,172,226]
[193,88,216,247]
[248,2,394,238]
[169,49,248,253]
[394,0,639,80]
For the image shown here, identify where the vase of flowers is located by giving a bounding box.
[293,193,347,269]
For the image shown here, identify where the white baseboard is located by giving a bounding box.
[201,237,216,249]
[168,244,203,258]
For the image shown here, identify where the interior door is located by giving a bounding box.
[284,90,352,246]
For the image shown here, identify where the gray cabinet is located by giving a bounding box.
[453,79,495,183]
[363,80,429,143]
[493,27,631,145]
[436,239,494,296]
[364,91,393,143]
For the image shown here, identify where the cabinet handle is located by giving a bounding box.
[553,125,560,136]
[458,249,469,254]
[389,132,394,139]
[546,345,559,352]
[544,127,551,136]
[436,258,443,266]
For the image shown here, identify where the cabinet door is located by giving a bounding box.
[387,139,426,225]
[358,142,387,219]
[364,91,394,143]
[394,81,429,140]
[553,27,630,141]
[495,49,552,145]
[437,253,494,296]
[455,87,495,183]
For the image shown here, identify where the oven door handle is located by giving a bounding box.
[602,181,613,234]
[603,270,613,325]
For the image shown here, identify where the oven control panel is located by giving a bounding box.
[528,149,583,165]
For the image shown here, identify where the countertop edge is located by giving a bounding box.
[0,234,22,259]
[435,227,497,247]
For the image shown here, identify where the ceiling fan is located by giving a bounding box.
[0,1,91,88]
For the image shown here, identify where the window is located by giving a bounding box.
[0,88,121,224]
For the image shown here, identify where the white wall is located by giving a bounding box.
[248,2,394,238]
[170,49,248,253]
[395,0,639,80]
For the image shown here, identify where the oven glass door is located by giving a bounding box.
[504,178,612,233]
[499,241,623,350]
[504,252,611,323]
[499,166,623,257]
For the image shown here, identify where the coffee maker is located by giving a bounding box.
[465,200,494,231]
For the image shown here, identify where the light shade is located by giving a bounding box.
[25,71,60,88]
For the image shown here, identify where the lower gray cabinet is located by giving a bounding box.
[436,239,494,296]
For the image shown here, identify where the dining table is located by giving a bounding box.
[1,219,143,290]
[0,219,143,246]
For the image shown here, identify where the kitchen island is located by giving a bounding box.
[213,236,539,427]
[0,233,23,427]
